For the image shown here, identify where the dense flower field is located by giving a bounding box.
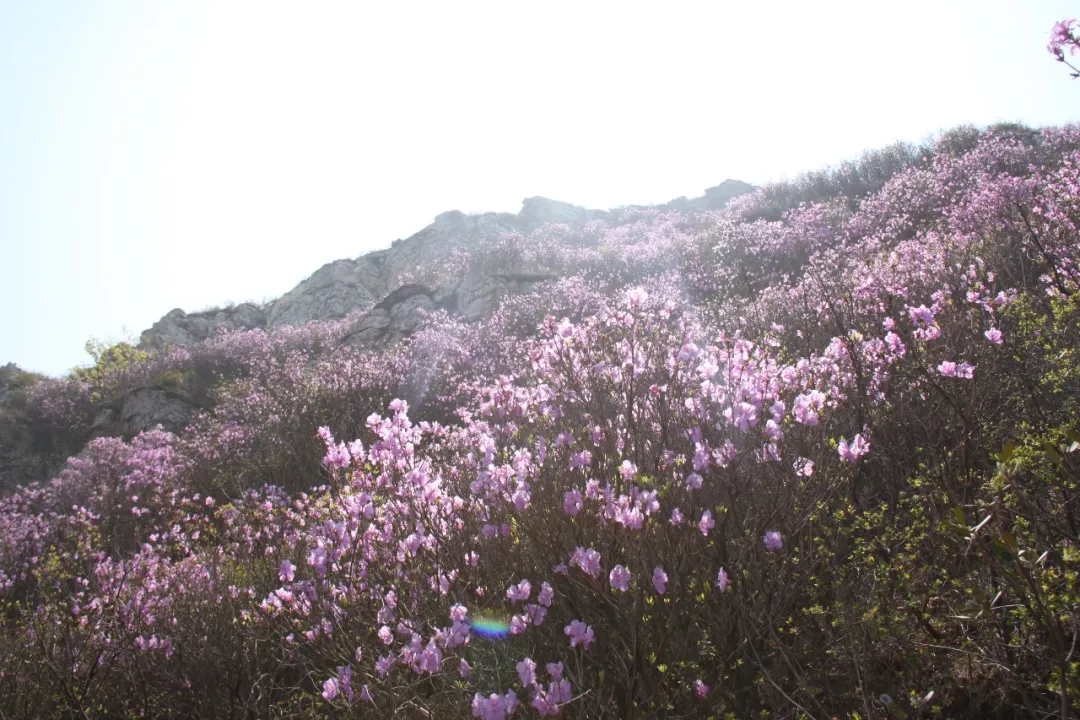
[2,121,1080,718]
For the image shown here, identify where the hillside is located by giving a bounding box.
[1,124,1079,718]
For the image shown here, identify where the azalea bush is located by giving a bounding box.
[1,121,1079,718]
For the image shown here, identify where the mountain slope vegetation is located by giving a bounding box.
[2,123,1079,718]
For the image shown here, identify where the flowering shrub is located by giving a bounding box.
[1050,18,1080,78]
[1,122,1080,717]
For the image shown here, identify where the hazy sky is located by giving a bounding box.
[1,1,1077,377]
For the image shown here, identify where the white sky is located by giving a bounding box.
[1,0,1077,376]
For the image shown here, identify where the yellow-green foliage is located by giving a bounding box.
[70,339,149,401]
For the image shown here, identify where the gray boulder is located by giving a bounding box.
[342,285,436,349]
[267,256,384,328]
[141,303,267,349]
[90,386,201,439]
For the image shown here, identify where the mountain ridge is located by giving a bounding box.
[138,180,754,349]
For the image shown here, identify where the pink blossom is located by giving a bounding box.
[609,564,631,592]
[795,458,814,477]
[517,657,537,686]
[564,619,595,649]
[984,327,1004,344]
[506,579,532,603]
[693,679,710,698]
[537,582,554,607]
[472,690,519,720]
[716,567,729,592]
[573,547,602,578]
[838,434,870,463]
[652,567,668,594]
[563,489,583,516]
[699,509,715,536]
[763,531,784,553]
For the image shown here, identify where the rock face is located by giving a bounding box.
[339,272,558,350]
[659,178,754,213]
[267,257,384,328]
[140,303,267,349]
[90,386,201,439]
[140,185,751,349]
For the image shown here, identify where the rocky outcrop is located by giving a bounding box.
[140,303,267,349]
[340,286,436,350]
[438,272,555,322]
[140,186,749,349]
[267,256,384,328]
[340,271,558,350]
[659,179,755,213]
[90,386,202,439]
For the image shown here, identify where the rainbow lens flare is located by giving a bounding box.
[470,616,510,639]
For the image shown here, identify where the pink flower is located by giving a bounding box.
[472,690,519,720]
[619,459,637,481]
[574,547,602,578]
[525,603,547,626]
[626,287,649,307]
[337,665,354,701]
[792,390,825,426]
[908,304,935,326]
[279,560,296,583]
[322,677,339,701]
[716,567,729,592]
[795,458,814,477]
[670,507,684,525]
[838,434,870,463]
[460,658,472,678]
[537,582,554,607]
[763,531,784,553]
[693,679,710,698]
[699,509,715,536]
[652,567,668,595]
[563,489,583,516]
[564,619,595,649]
[984,327,1003,344]
[685,473,703,491]
[609,564,631,592]
[1049,19,1079,57]
[517,657,537,686]
[937,360,957,377]
[506,579,532,603]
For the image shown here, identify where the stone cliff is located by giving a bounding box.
[139,185,752,350]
